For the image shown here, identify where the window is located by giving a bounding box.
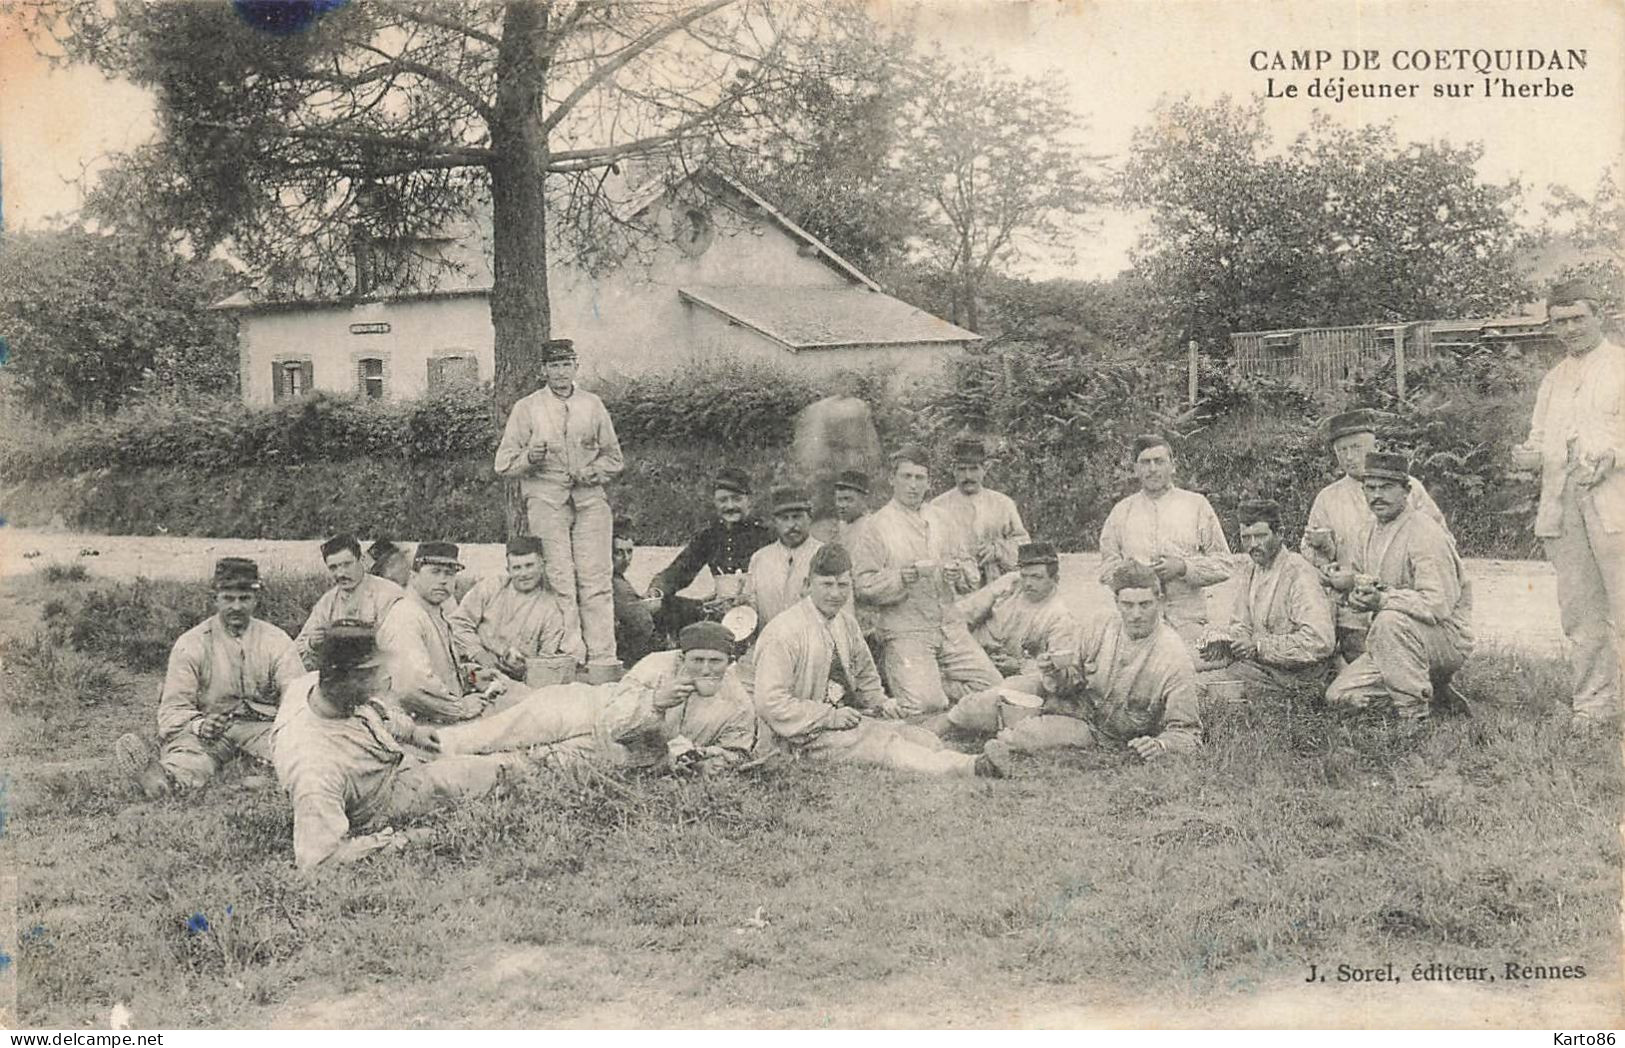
[273,359,313,402]
[358,357,385,399]
[427,354,479,392]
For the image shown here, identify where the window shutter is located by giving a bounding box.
[300,360,314,396]
[356,357,368,395]
[427,357,444,392]
[273,360,287,401]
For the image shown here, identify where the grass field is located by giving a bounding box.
[2,567,1621,1029]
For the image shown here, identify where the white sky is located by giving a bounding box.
[2,0,1621,279]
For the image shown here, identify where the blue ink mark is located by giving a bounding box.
[21,925,45,944]
[232,0,349,35]
[0,951,11,973]
[0,336,9,365]
[186,913,210,935]
[226,905,235,917]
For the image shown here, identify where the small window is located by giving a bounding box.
[358,357,385,399]
[273,359,313,401]
[427,354,479,392]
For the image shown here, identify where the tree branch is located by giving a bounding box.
[539,0,738,136]
[379,0,502,48]
[343,44,496,122]
[194,120,496,165]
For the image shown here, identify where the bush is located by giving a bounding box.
[41,573,332,674]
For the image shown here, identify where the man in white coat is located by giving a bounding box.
[1097,434,1232,644]
[1511,279,1625,733]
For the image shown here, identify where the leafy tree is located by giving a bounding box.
[1541,167,1623,310]
[45,0,818,404]
[1122,96,1529,351]
[894,52,1103,332]
[724,6,922,275]
[0,228,238,417]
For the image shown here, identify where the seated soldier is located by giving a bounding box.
[295,532,403,670]
[368,539,413,588]
[1196,499,1335,698]
[743,484,825,630]
[753,543,1011,778]
[1324,452,1474,724]
[945,562,1201,763]
[648,467,774,639]
[851,445,1001,717]
[418,622,756,774]
[274,623,521,872]
[448,535,577,683]
[958,542,1078,677]
[611,517,661,669]
[376,542,493,724]
[116,558,307,798]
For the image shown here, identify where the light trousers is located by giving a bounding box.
[879,624,1002,716]
[1545,484,1625,722]
[797,718,975,776]
[1325,610,1467,720]
[432,683,603,760]
[160,719,275,788]
[526,491,617,668]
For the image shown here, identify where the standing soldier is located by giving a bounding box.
[1511,280,1625,734]
[1302,408,1444,662]
[494,337,624,683]
[851,445,1001,716]
[115,558,306,799]
[295,533,403,670]
[1097,434,1232,644]
[930,435,1031,591]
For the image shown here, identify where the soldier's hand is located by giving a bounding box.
[305,625,328,651]
[942,563,964,586]
[825,707,862,731]
[1575,450,1616,488]
[654,678,694,711]
[1347,588,1383,613]
[1128,736,1168,763]
[453,695,486,719]
[525,444,548,466]
[876,698,904,720]
[1229,637,1258,661]
[1152,554,1186,581]
[898,565,920,584]
[496,652,527,678]
[1509,443,1542,471]
[195,713,231,740]
[1323,565,1357,592]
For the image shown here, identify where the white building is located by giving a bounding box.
[214,173,979,405]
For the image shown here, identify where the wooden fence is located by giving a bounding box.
[1227,323,1443,391]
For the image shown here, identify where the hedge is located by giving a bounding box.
[0,346,1549,558]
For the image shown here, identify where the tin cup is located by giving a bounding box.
[996,688,1044,729]
[525,654,577,687]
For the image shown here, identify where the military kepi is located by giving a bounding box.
[213,557,262,591]
[770,484,813,514]
[1362,451,1410,481]
[833,469,870,495]
[540,338,576,362]
[1326,408,1380,443]
[714,467,751,496]
[1016,542,1058,566]
[415,541,465,570]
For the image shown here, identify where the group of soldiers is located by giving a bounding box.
[111,280,1623,872]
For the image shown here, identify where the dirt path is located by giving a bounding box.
[0,525,1564,654]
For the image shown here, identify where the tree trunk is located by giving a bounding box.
[490,0,553,536]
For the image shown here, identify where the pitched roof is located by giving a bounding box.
[678,285,980,350]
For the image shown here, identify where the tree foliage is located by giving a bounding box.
[895,52,1103,332]
[48,0,818,404]
[0,229,238,417]
[1122,97,1529,351]
[1541,167,1623,310]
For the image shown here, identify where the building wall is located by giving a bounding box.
[240,296,495,406]
[680,306,963,390]
[237,190,926,404]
